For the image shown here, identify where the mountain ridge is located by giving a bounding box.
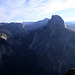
[29,15,75,75]
[0,15,75,75]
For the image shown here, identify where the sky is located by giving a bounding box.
[0,0,75,22]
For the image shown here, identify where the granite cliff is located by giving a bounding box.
[30,15,75,75]
[0,37,14,65]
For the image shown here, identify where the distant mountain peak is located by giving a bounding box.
[43,18,49,20]
[51,15,65,27]
[47,15,67,30]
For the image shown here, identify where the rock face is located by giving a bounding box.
[30,15,75,75]
[47,15,67,30]
[51,15,65,27]
[0,38,14,65]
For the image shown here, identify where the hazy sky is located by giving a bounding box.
[0,0,75,22]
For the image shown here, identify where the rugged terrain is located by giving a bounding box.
[30,15,75,75]
[0,15,75,75]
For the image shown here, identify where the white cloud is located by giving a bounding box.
[0,0,75,22]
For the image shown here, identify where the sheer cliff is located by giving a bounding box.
[30,15,75,75]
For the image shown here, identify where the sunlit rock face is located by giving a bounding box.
[29,15,75,75]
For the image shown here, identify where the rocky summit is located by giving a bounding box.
[47,15,67,30]
[30,15,75,75]
[51,15,65,27]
